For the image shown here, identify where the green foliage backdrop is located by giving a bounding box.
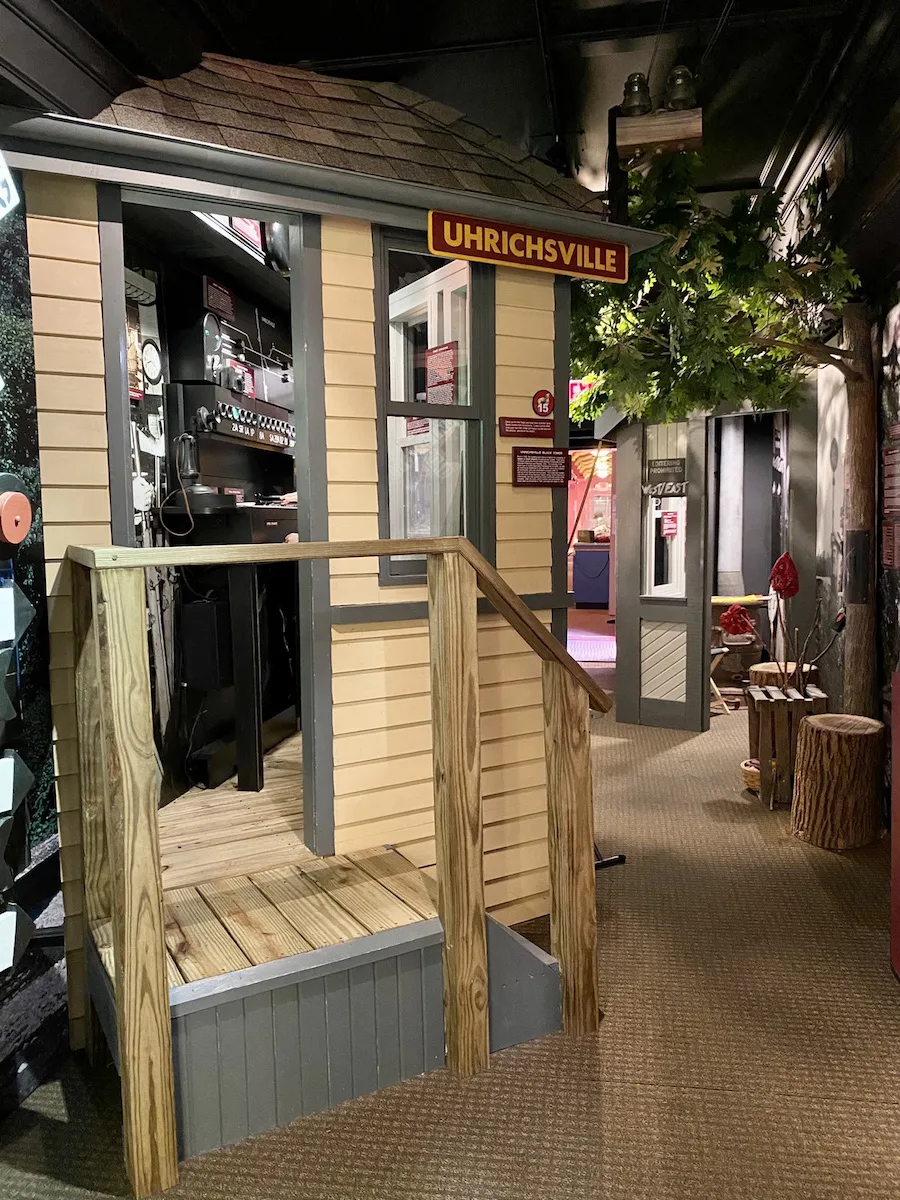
[571,155,859,423]
[0,185,55,847]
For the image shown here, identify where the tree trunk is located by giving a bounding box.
[841,303,878,718]
[791,713,884,849]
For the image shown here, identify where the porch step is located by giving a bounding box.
[88,908,561,1162]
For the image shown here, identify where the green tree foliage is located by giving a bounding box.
[571,154,859,423]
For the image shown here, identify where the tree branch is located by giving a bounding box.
[748,335,861,380]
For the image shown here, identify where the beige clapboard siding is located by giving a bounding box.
[322,216,427,612]
[24,171,110,1049]
[494,266,555,599]
[332,613,551,921]
[321,227,558,923]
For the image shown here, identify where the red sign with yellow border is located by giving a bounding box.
[428,210,628,283]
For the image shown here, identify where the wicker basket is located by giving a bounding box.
[741,759,760,793]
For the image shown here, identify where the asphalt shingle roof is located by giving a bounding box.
[94,53,609,219]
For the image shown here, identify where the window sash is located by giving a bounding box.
[374,227,494,585]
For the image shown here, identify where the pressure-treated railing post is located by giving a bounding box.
[90,566,178,1196]
[427,550,489,1075]
[542,659,600,1034]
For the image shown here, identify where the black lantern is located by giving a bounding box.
[621,73,652,117]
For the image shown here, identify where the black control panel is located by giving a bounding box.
[212,400,296,451]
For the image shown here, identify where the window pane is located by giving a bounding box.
[387,416,467,541]
[387,248,470,405]
[642,496,687,597]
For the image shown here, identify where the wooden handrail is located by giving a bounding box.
[67,536,612,712]
[69,534,603,1194]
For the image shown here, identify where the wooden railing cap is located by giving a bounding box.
[67,536,611,713]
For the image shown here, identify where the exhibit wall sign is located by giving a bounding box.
[0,169,54,850]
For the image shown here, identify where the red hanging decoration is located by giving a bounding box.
[770,552,799,599]
[720,603,755,636]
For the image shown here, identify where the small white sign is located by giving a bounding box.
[0,755,13,816]
[0,588,14,643]
[0,150,20,221]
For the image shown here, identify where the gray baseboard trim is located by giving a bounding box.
[487,916,561,1052]
[169,920,443,1019]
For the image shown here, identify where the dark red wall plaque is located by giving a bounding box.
[499,416,555,438]
[512,446,569,487]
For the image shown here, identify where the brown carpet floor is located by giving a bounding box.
[2,709,898,1199]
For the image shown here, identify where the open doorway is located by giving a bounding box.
[120,201,299,798]
[566,411,616,693]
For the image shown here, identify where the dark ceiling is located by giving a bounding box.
[0,0,883,201]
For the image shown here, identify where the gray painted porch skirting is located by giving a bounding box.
[88,915,562,1162]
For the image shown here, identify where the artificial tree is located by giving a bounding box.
[571,154,876,716]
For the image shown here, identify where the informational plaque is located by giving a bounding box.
[499,416,555,438]
[203,275,236,319]
[425,341,457,404]
[661,510,679,538]
[512,446,569,487]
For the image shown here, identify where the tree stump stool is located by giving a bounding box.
[791,714,885,850]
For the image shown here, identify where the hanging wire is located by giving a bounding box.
[697,0,737,79]
[647,0,672,86]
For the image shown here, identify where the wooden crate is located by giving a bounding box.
[746,684,828,808]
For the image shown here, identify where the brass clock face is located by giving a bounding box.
[141,338,163,385]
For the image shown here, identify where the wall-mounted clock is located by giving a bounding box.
[141,338,163,386]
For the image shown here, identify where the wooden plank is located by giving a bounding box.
[747,686,761,759]
[807,684,828,714]
[756,691,774,807]
[68,535,464,570]
[427,550,489,1076]
[458,541,611,713]
[197,876,313,965]
[69,563,102,1048]
[92,567,177,1196]
[346,847,439,919]
[542,660,599,1035]
[92,919,184,988]
[250,864,369,948]
[164,886,251,982]
[767,686,792,809]
[298,856,420,934]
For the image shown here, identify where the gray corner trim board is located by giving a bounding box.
[85,935,119,1073]
[681,413,712,733]
[169,920,443,1019]
[486,916,561,1052]
[473,261,497,567]
[329,591,570,627]
[290,216,335,858]
[552,275,571,617]
[614,421,642,725]
[97,183,135,547]
[0,110,663,250]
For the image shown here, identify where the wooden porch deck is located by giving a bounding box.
[92,733,438,989]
